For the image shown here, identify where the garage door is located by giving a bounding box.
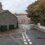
[0,25,7,32]
[9,25,14,30]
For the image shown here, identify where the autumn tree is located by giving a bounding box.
[26,0,45,25]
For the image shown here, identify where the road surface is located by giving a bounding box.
[0,24,45,45]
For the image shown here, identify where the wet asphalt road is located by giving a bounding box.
[26,29,45,45]
[0,24,45,45]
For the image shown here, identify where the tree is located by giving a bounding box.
[26,0,45,25]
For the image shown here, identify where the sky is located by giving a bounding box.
[0,0,36,14]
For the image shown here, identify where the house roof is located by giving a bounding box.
[0,10,17,25]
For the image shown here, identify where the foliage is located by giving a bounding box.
[26,0,45,25]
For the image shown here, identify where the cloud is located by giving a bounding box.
[0,0,36,13]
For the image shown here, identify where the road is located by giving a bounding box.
[0,24,45,45]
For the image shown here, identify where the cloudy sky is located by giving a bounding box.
[0,0,36,14]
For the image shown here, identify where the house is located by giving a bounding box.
[0,2,18,32]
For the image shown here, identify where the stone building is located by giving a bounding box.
[0,2,18,32]
[16,14,30,24]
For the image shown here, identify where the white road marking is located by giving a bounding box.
[28,39,31,42]
[22,33,26,41]
[24,32,32,44]
[24,42,28,44]
[22,33,28,44]
[29,42,32,44]
[24,32,31,42]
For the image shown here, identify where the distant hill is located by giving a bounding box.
[14,13,27,16]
